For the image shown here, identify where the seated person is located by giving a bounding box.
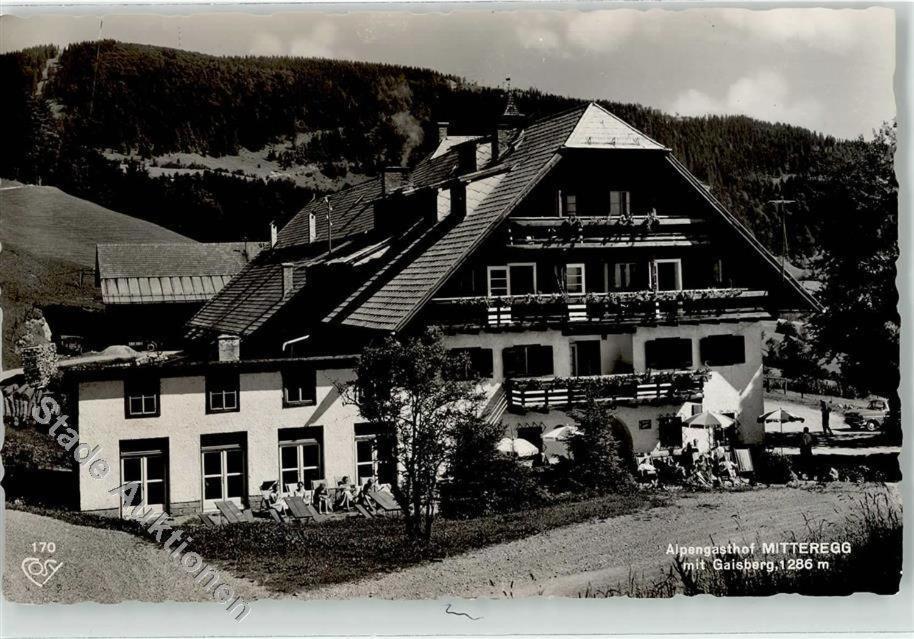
[355,477,377,512]
[718,458,738,481]
[267,485,288,514]
[312,482,332,513]
[292,481,307,498]
[637,456,657,480]
[335,476,355,510]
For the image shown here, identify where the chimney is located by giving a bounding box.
[456,142,477,174]
[308,212,317,243]
[216,334,240,362]
[269,221,278,247]
[282,263,294,299]
[437,121,450,145]
[450,183,467,220]
[381,166,408,194]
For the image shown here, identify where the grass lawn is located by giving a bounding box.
[186,492,664,594]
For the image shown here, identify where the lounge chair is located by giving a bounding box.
[367,489,400,513]
[733,448,755,476]
[354,503,374,518]
[198,512,221,527]
[285,495,327,523]
[214,500,254,524]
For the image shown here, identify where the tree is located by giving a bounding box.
[441,416,543,519]
[341,329,482,540]
[808,122,899,440]
[568,397,635,492]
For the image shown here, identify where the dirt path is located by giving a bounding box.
[3,509,270,604]
[296,484,893,599]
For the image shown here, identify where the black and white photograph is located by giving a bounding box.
[0,1,908,635]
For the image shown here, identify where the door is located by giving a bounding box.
[655,259,682,291]
[278,441,322,492]
[201,446,246,511]
[120,451,167,518]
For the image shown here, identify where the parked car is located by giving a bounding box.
[844,398,890,431]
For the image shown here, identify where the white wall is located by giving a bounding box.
[76,368,359,514]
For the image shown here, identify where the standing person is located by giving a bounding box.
[820,400,834,436]
[799,426,815,476]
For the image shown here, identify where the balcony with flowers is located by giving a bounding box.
[505,369,708,412]
[428,288,769,330]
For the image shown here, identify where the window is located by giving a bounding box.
[487,264,536,297]
[559,190,577,217]
[119,438,168,517]
[447,347,495,380]
[613,262,640,290]
[200,433,246,510]
[610,190,630,216]
[354,424,396,485]
[639,419,652,430]
[502,344,554,378]
[712,258,725,286]
[125,376,160,418]
[644,337,693,370]
[283,367,317,407]
[278,427,324,490]
[654,259,683,291]
[700,335,746,366]
[571,340,601,377]
[206,371,239,413]
[487,266,509,297]
[565,264,586,294]
[658,414,683,447]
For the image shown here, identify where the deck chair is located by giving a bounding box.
[198,512,220,527]
[368,489,401,513]
[286,495,327,523]
[215,500,253,524]
[733,448,755,476]
[267,508,285,523]
[354,503,374,518]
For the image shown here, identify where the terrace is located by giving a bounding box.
[429,288,770,330]
[505,215,708,249]
[504,369,707,411]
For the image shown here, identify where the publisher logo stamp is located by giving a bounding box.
[21,557,64,588]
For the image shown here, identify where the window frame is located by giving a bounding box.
[487,265,510,297]
[571,340,602,377]
[447,347,495,380]
[653,258,683,292]
[282,367,317,408]
[205,371,240,414]
[612,262,641,290]
[565,263,586,295]
[124,376,160,419]
[508,262,537,295]
[503,344,554,378]
[609,190,631,217]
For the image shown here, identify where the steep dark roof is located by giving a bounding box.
[184,250,318,338]
[274,177,382,249]
[334,105,588,331]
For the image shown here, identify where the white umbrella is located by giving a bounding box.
[758,408,805,455]
[542,425,580,442]
[496,437,539,458]
[684,411,735,428]
[542,425,580,460]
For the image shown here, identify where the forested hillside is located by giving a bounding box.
[1,40,855,256]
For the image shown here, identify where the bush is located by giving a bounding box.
[440,417,545,519]
[567,397,635,493]
[754,449,795,484]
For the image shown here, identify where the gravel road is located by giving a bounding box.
[3,509,270,604]
[295,484,893,599]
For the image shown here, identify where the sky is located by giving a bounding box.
[0,5,896,140]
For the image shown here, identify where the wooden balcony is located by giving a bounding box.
[429,289,769,330]
[506,215,709,249]
[505,370,707,412]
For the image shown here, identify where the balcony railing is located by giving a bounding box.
[506,215,707,248]
[430,289,768,329]
[505,370,707,411]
